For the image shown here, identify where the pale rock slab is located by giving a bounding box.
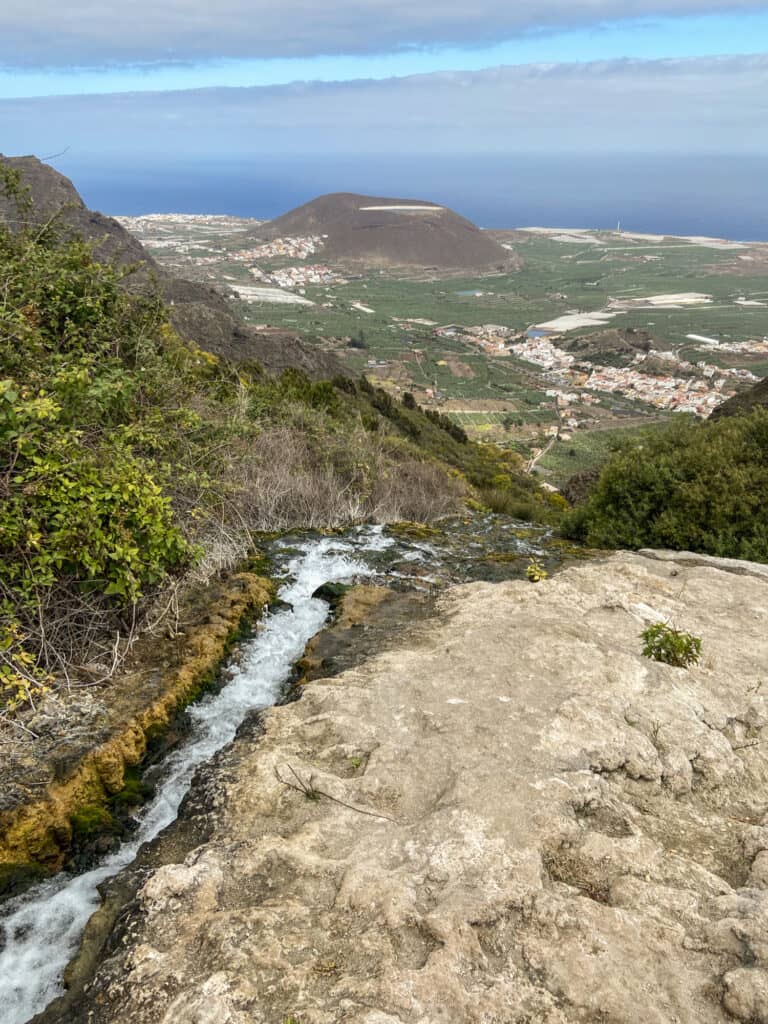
[72,553,768,1023]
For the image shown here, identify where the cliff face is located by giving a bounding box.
[60,551,768,1024]
[0,156,345,378]
[0,155,147,266]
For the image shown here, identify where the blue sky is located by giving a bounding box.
[1,2,766,232]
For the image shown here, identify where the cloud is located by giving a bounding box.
[2,55,766,163]
[2,1,768,68]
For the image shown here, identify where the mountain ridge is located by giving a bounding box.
[0,156,345,378]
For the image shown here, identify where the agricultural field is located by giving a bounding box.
[535,421,672,487]
[123,218,768,357]
[121,215,768,482]
[231,235,768,372]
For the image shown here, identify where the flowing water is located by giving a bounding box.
[0,516,565,1023]
[0,528,395,1024]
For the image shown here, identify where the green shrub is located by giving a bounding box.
[640,622,702,668]
[563,411,768,562]
[0,428,189,602]
[0,177,198,702]
[0,223,192,610]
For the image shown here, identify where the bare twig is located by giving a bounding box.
[40,146,71,162]
[0,711,40,739]
[275,764,398,823]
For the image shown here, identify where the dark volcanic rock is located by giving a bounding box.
[0,155,345,379]
[0,155,147,266]
[262,191,516,272]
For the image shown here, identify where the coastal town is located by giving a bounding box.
[414,320,761,417]
[243,234,327,261]
[250,262,345,289]
[119,214,768,439]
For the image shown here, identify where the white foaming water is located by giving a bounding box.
[0,529,391,1024]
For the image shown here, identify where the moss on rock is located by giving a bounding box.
[0,571,274,880]
[0,859,48,899]
[386,521,441,541]
[70,805,118,841]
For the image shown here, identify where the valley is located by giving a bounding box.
[4,0,768,1013]
[120,208,768,485]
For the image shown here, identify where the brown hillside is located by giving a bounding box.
[710,375,768,418]
[0,156,345,378]
[263,192,516,271]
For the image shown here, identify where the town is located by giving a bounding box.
[507,333,759,416]
[249,263,346,289]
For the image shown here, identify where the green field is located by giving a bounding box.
[231,234,768,353]
[536,421,672,487]
[131,218,768,472]
[450,411,510,426]
[135,222,768,382]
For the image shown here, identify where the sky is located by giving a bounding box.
[1,2,767,234]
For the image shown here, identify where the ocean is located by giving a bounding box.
[61,153,768,241]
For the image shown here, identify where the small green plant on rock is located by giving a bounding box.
[526,559,549,583]
[640,622,702,668]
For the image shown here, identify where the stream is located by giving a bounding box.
[0,517,567,1024]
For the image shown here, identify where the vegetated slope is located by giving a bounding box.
[262,192,515,271]
[559,327,654,365]
[0,155,343,378]
[0,162,549,720]
[563,410,768,562]
[710,375,768,419]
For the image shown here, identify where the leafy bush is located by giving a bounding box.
[0,174,194,698]
[0,619,52,711]
[640,622,702,668]
[0,428,188,602]
[563,411,768,562]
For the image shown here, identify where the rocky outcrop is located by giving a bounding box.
[0,155,346,378]
[60,553,768,1023]
[710,376,768,419]
[562,466,601,507]
[296,585,434,684]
